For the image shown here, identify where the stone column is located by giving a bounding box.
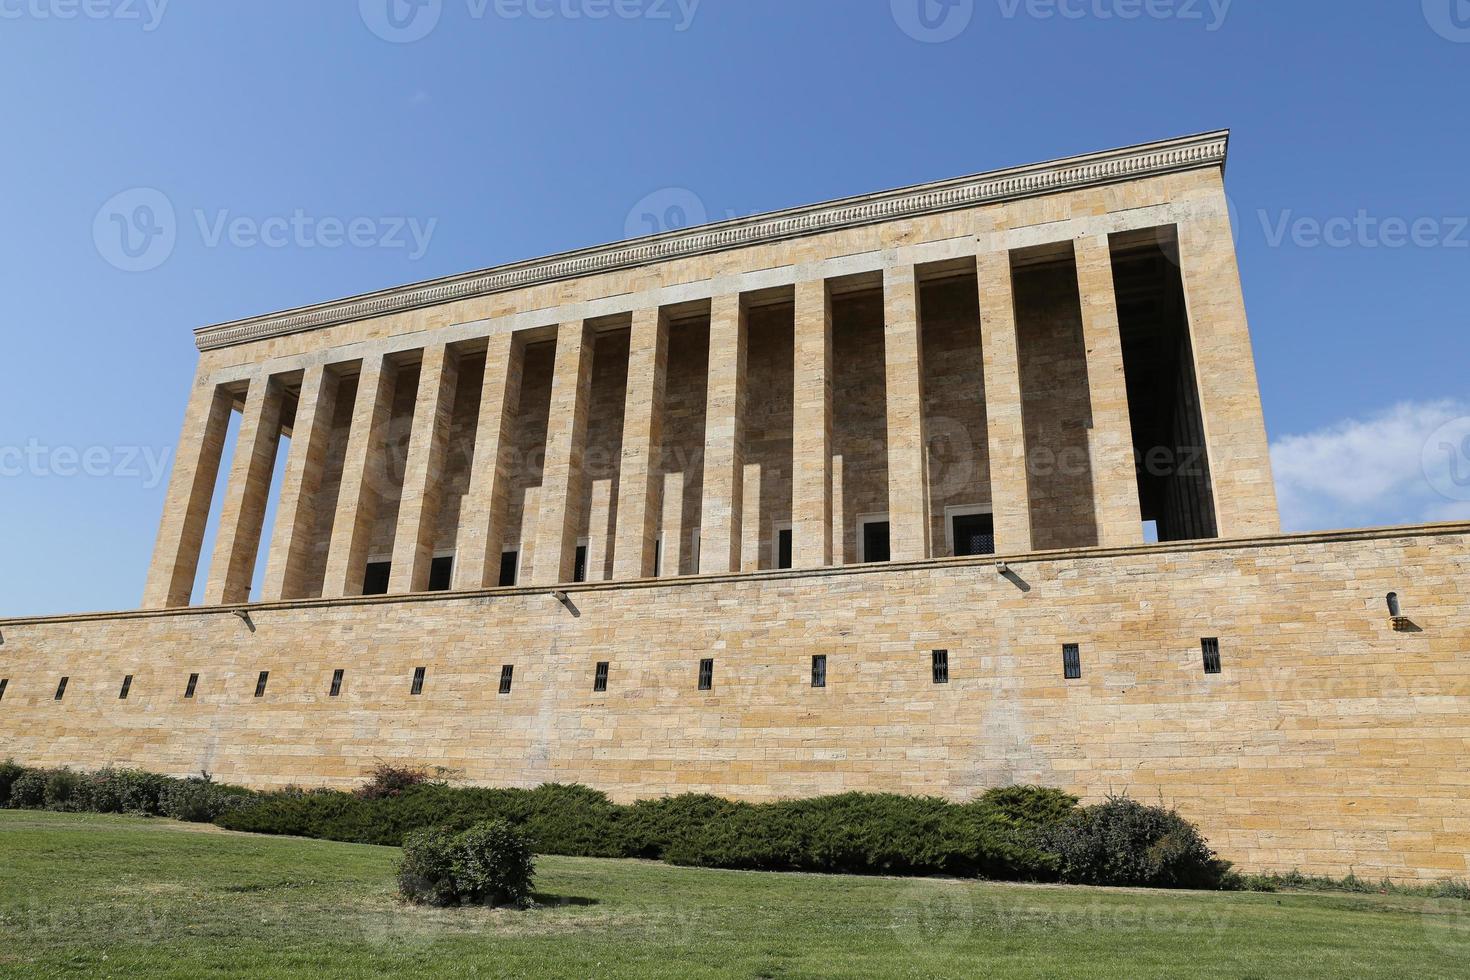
[612,307,668,579]
[530,322,595,585]
[321,355,395,599]
[698,292,747,574]
[660,470,684,576]
[389,343,460,593]
[1176,187,1281,537]
[791,277,833,568]
[203,373,286,605]
[976,249,1034,555]
[260,364,339,602]
[1075,235,1145,547]
[453,332,524,589]
[883,263,932,562]
[740,462,762,572]
[143,377,236,609]
[585,478,614,582]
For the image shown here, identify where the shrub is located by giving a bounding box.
[9,768,47,809]
[398,821,535,907]
[0,760,25,806]
[1042,795,1231,889]
[43,769,83,811]
[159,775,255,823]
[356,763,433,801]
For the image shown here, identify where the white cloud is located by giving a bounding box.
[1270,399,1470,532]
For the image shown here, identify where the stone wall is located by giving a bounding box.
[3,524,1466,882]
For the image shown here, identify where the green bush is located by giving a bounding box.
[0,760,24,806]
[159,776,255,823]
[9,769,48,809]
[355,763,433,801]
[1042,795,1231,889]
[398,821,535,907]
[43,769,83,811]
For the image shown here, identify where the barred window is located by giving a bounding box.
[698,658,714,691]
[1202,638,1222,675]
[811,655,827,689]
[119,675,133,700]
[330,669,345,697]
[411,667,426,696]
[499,665,514,695]
[184,673,199,699]
[593,662,609,693]
[55,677,69,701]
[1063,645,1082,681]
[931,650,949,685]
[254,671,269,698]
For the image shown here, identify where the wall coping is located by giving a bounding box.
[192,130,1230,352]
[1,520,1462,630]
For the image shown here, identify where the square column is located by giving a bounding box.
[454,332,524,589]
[203,374,286,605]
[585,478,614,582]
[321,355,395,599]
[260,364,340,602]
[612,307,669,580]
[1075,235,1145,547]
[976,249,1034,555]
[143,378,235,609]
[530,322,595,585]
[791,277,834,569]
[390,343,461,593]
[1176,192,1280,537]
[698,292,747,574]
[660,470,685,576]
[883,263,932,562]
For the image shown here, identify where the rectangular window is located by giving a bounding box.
[698,658,714,691]
[329,669,345,697]
[362,561,392,596]
[777,528,793,570]
[931,650,949,685]
[951,512,996,557]
[411,666,426,696]
[0,679,8,702]
[254,671,269,698]
[119,674,133,700]
[593,661,609,693]
[428,556,454,592]
[499,550,519,587]
[653,537,662,577]
[185,673,199,699]
[1202,638,1222,675]
[498,665,514,695]
[573,544,589,584]
[1063,644,1082,681]
[55,677,68,701]
[811,655,827,689]
[861,518,892,563]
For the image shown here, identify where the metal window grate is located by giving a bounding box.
[411,667,426,696]
[811,655,827,689]
[0,679,8,702]
[1063,644,1082,680]
[593,661,609,693]
[55,677,69,701]
[698,658,714,691]
[184,673,199,699]
[499,665,514,695]
[330,669,345,697]
[1202,638,1222,675]
[932,650,949,685]
[254,671,269,698]
[119,675,133,700]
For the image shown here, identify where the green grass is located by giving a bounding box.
[0,812,1465,978]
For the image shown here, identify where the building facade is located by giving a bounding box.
[2,132,1467,882]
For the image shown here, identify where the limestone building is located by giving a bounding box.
[2,132,1467,882]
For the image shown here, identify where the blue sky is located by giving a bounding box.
[1,0,1468,616]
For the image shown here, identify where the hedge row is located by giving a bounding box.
[0,760,1236,889]
[0,760,254,823]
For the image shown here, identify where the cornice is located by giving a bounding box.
[194,130,1229,352]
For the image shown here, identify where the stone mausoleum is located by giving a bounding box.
[2,132,1466,882]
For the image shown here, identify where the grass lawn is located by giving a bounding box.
[0,811,1465,978]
